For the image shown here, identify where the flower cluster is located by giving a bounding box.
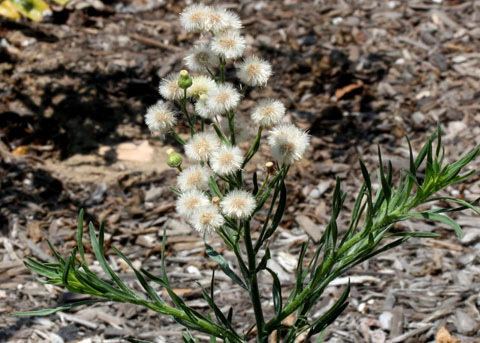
[145,4,310,235]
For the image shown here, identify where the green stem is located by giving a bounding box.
[180,89,195,136]
[220,57,226,83]
[169,131,186,145]
[228,111,236,145]
[243,220,265,341]
[242,127,263,168]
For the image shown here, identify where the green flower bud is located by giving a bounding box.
[178,70,192,90]
[167,149,183,169]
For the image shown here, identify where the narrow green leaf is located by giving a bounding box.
[141,269,168,288]
[198,281,235,333]
[407,212,463,238]
[427,196,480,215]
[406,136,416,176]
[266,267,282,316]
[415,130,437,169]
[252,171,259,196]
[88,222,133,295]
[205,244,247,290]
[359,160,372,194]
[77,209,86,264]
[62,248,77,286]
[256,247,271,272]
[112,246,162,304]
[308,281,350,336]
[390,231,440,238]
[294,242,308,294]
[267,180,287,235]
[226,307,233,324]
[46,240,64,264]
[14,299,105,317]
[378,146,391,202]
[24,258,61,280]
[435,125,442,159]
[208,176,222,198]
[243,127,262,167]
[182,330,197,343]
[212,122,229,144]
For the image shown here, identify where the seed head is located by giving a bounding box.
[206,83,241,116]
[144,100,176,134]
[176,190,210,219]
[251,99,286,128]
[267,124,310,165]
[177,165,211,191]
[185,132,221,162]
[190,205,225,233]
[220,190,256,219]
[211,30,246,59]
[210,145,243,176]
[159,72,183,101]
[237,56,272,87]
[185,44,219,72]
[187,75,216,98]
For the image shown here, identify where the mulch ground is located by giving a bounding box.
[1,0,480,342]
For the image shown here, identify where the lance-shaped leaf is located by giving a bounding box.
[406,212,463,238]
[14,299,106,317]
[205,244,247,290]
[266,267,282,316]
[307,281,350,337]
[113,246,163,304]
[77,209,86,264]
[88,222,135,296]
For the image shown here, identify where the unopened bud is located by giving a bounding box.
[167,149,183,169]
[211,196,220,206]
[178,69,192,89]
[265,161,275,174]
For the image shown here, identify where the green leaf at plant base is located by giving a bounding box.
[14,299,106,317]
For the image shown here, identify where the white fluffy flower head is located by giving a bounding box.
[184,44,219,72]
[268,124,310,165]
[180,5,242,34]
[187,75,216,98]
[237,56,272,87]
[144,101,176,133]
[206,83,241,116]
[195,94,213,119]
[180,4,211,32]
[176,190,210,218]
[220,190,256,219]
[159,73,183,101]
[190,205,225,233]
[251,99,285,128]
[211,31,246,59]
[177,165,211,191]
[210,145,243,176]
[207,7,242,33]
[185,132,220,162]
